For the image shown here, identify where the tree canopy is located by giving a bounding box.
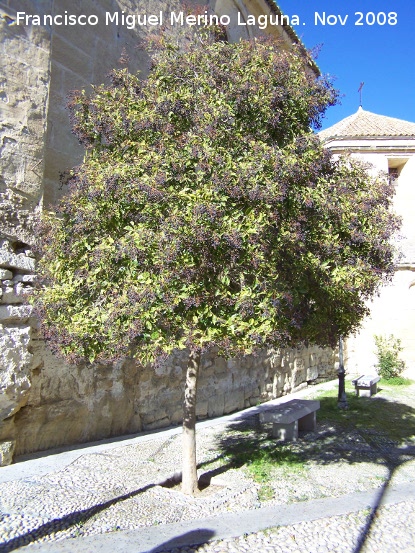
[35,34,398,365]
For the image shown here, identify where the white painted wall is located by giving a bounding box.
[327,138,415,379]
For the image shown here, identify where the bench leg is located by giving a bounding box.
[298,411,316,432]
[356,383,378,397]
[272,421,298,441]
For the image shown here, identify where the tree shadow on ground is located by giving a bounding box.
[214,394,415,469]
[0,483,155,553]
[208,393,415,553]
[149,529,215,552]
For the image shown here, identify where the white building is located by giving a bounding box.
[320,107,415,377]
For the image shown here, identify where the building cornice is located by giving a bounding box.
[325,145,415,154]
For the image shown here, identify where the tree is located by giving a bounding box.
[33,31,399,495]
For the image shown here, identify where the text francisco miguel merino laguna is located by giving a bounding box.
[15,10,299,30]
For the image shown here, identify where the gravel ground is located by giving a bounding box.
[1,381,414,553]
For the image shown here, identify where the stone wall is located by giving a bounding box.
[0,0,51,244]
[41,0,161,207]
[0,237,36,465]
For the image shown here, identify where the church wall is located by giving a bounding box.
[0,1,52,466]
[1,0,204,466]
[339,148,415,379]
[347,268,415,377]
[0,1,51,244]
[393,156,415,253]
[42,0,172,207]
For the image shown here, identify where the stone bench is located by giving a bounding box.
[259,399,320,441]
[352,375,381,397]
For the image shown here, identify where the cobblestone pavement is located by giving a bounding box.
[158,500,415,553]
[0,381,414,552]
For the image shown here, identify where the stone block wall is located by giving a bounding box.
[136,345,338,431]
[0,236,36,464]
[41,0,160,207]
[0,1,51,244]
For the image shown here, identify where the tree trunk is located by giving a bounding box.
[182,349,200,495]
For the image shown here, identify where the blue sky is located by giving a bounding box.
[276,0,415,130]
